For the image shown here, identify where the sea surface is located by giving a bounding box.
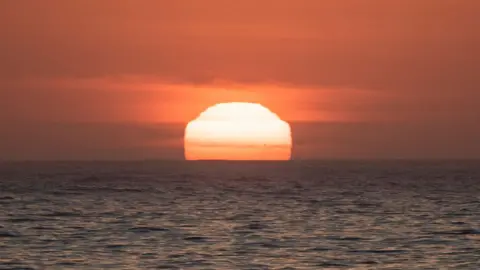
[0,161,479,269]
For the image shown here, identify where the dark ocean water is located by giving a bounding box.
[0,161,479,269]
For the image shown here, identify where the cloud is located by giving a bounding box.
[291,121,480,160]
[2,121,478,161]
[1,1,478,92]
[0,122,185,160]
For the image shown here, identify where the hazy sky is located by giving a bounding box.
[1,0,479,160]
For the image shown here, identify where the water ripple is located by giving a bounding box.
[0,161,479,269]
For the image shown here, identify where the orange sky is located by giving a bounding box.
[1,1,479,160]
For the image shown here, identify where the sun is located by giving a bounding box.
[184,102,292,160]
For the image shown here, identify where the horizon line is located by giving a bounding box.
[1,158,480,163]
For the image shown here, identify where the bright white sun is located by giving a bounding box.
[184,102,292,160]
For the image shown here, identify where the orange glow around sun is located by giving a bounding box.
[184,102,292,160]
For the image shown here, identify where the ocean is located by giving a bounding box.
[0,161,479,269]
